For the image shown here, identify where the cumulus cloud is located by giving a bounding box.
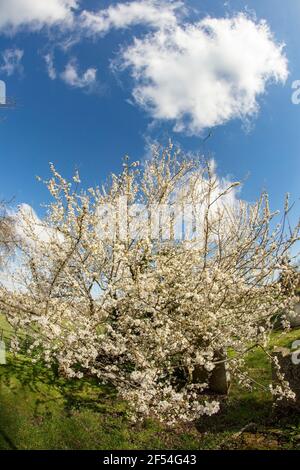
[60,59,97,90]
[17,204,67,246]
[0,203,65,292]
[120,14,288,134]
[0,0,78,32]
[14,203,62,245]
[0,0,182,35]
[0,48,24,76]
[43,54,100,94]
[0,2,289,134]
[44,52,57,80]
[80,0,183,36]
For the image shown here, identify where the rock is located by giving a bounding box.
[286,302,300,328]
[272,347,300,409]
[193,350,230,395]
[0,339,6,365]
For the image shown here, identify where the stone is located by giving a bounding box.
[193,350,230,395]
[272,347,300,409]
[0,340,6,365]
[286,302,300,328]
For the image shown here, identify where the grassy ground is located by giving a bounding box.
[1,314,300,450]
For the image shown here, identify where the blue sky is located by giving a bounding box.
[0,0,300,230]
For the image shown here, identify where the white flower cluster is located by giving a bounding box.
[270,356,297,403]
[1,143,299,424]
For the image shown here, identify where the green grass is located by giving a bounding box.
[0,354,202,450]
[1,323,300,450]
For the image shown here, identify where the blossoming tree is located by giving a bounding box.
[0,143,299,424]
[0,201,15,267]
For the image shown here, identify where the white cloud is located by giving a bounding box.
[80,0,183,36]
[0,203,65,292]
[43,53,100,93]
[44,52,57,80]
[0,3,289,135]
[120,14,288,134]
[14,203,60,244]
[0,48,24,76]
[60,59,97,90]
[0,0,78,33]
